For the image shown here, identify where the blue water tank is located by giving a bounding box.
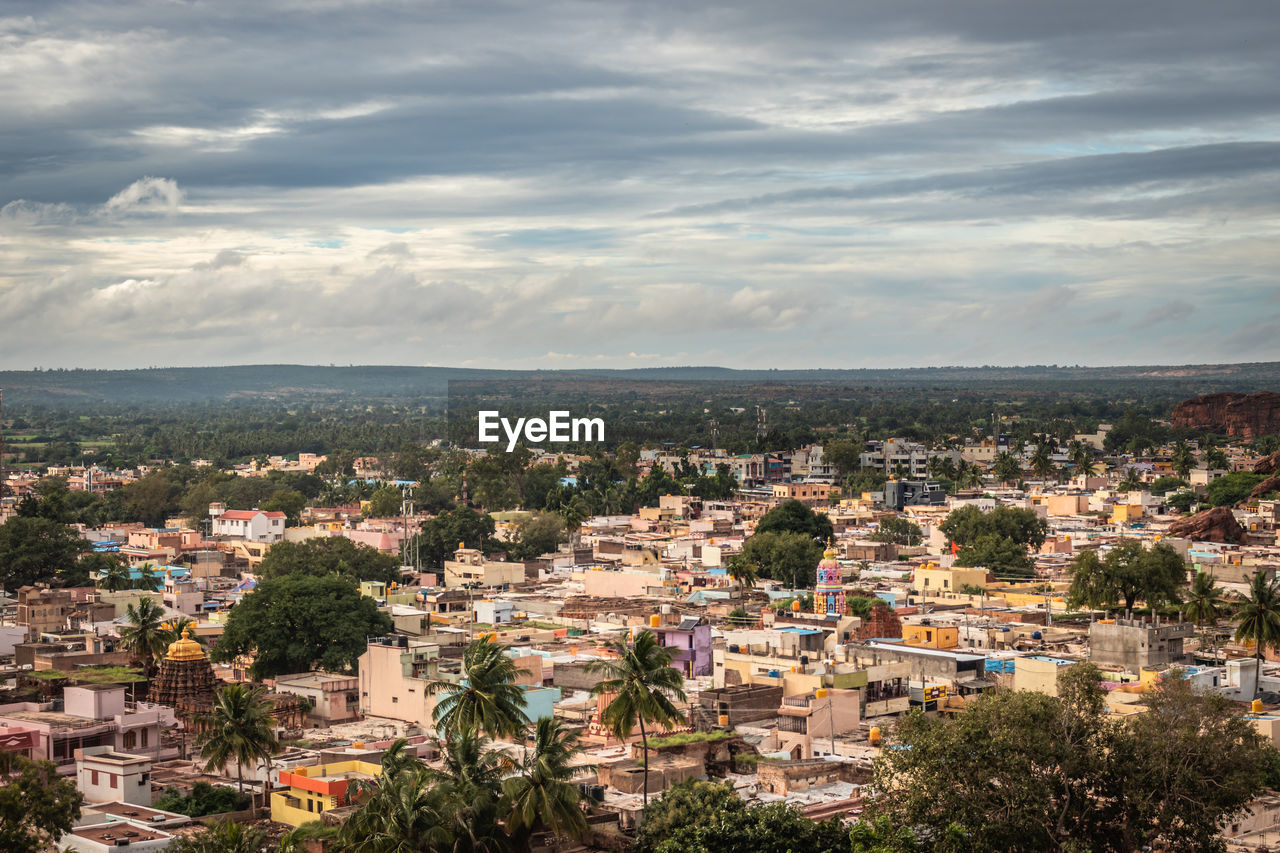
[1032,630,1043,640]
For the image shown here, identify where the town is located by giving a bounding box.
[3,386,1280,852]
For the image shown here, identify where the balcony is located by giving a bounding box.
[777,716,809,734]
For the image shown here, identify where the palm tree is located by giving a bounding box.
[425,637,530,739]
[277,821,338,853]
[169,820,266,853]
[1030,442,1055,480]
[194,683,279,795]
[1118,467,1144,492]
[587,629,687,810]
[118,596,170,677]
[1171,440,1196,479]
[726,554,758,590]
[502,717,589,847]
[430,727,511,852]
[338,762,448,853]
[1183,572,1224,664]
[162,617,205,649]
[991,452,1022,486]
[97,558,132,592]
[1069,441,1098,477]
[133,562,162,591]
[1235,571,1280,698]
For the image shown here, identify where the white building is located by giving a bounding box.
[209,505,286,542]
[75,745,153,806]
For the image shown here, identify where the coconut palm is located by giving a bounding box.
[1030,442,1055,480]
[1171,440,1197,480]
[429,727,511,853]
[168,820,266,853]
[502,718,589,847]
[425,637,530,739]
[162,617,205,648]
[1183,572,1224,664]
[338,762,449,853]
[118,596,170,677]
[1069,440,1098,477]
[97,558,132,592]
[587,629,687,810]
[1235,571,1280,698]
[133,562,162,591]
[725,553,758,590]
[1118,467,1144,492]
[991,452,1022,486]
[194,683,279,795]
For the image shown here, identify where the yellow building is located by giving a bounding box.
[271,758,381,827]
[902,624,958,650]
[1112,503,1145,525]
[913,565,988,595]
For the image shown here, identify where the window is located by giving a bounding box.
[91,770,99,785]
[307,800,314,813]
[141,729,149,748]
[109,773,118,789]
[392,696,398,703]
[123,730,136,749]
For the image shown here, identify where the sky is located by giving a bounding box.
[2,1,1278,370]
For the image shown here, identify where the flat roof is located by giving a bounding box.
[867,642,987,663]
[75,823,170,843]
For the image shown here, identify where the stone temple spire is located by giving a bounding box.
[813,539,845,617]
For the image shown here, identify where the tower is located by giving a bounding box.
[814,540,845,617]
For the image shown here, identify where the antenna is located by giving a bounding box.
[756,405,767,439]
[708,419,719,451]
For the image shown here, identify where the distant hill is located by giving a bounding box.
[0,362,1277,407]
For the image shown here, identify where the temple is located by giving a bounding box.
[813,540,845,616]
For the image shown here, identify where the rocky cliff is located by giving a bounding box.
[1167,506,1244,543]
[1171,392,1280,438]
[1254,449,1280,475]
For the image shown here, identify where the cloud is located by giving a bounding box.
[102,177,184,216]
[0,2,1277,369]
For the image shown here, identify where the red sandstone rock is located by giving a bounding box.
[1171,392,1280,439]
[855,602,902,640]
[1167,505,1244,543]
[1250,476,1280,500]
[1254,449,1280,476]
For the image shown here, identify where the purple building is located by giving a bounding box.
[656,617,712,678]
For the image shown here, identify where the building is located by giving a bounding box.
[0,684,167,774]
[274,672,361,726]
[16,586,75,641]
[1088,618,1192,670]
[443,547,525,589]
[654,616,713,677]
[775,687,861,760]
[209,505,286,543]
[771,482,832,507]
[75,745,153,806]
[860,439,961,480]
[271,758,381,827]
[357,636,441,728]
[881,479,947,511]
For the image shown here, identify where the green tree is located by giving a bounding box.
[212,573,392,678]
[953,533,1036,580]
[261,488,307,526]
[1208,471,1268,506]
[85,552,131,591]
[869,663,1271,853]
[1066,540,1185,613]
[194,684,279,795]
[823,439,864,480]
[509,512,566,560]
[939,505,1048,550]
[1183,571,1224,664]
[426,637,530,739]
[256,537,401,586]
[168,819,268,853]
[412,505,501,569]
[868,516,922,547]
[118,596,170,677]
[1068,440,1097,477]
[1148,475,1189,496]
[738,530,824,589]
[153,781,251,817]
[1117,466,1144,492]
[1166,489,1199,513]
[1204,443,1230,471]
[725,552,759,589]
[133,562,161,591]
[1171,440,1197,479]
[365,485,405,519]
[501,717,589,845]
[1236,570,1280,697]
[754,499,834,541]
[0,754,83,852]
[1029,442,1055,480]
[0,515,90,588]
[990,452,1022,485]
[588,629,687,810]
[635,779,742,853]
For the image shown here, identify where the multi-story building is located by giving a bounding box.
[860,439,961,479]
[75,745,153,806]
[443,547,525,589]
[272,758,382,827]
[208,505,286,542]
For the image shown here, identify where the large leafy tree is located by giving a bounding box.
[1066,540,1185,613]
[939,505,1048,550]
[823,439,864,480]
[737,530,823,589]
[0,515,90,588]
[1208,471,1269,506]
[869,516,923,547]
[0,754,83,852]
[118,596,170,677]
[412,505,503,569]
[256,537,401,585]
[508,512,566,561]
[1236,570,1280,697]
[869,664,1273,853]
[426,637,529,739]
[754,499,834,541]
[212,573,392,678]
[588,629,687,810]
[953,533,1037,580]
[168,819,268,853]
[194,683,279,795]
[501,717,589,845]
